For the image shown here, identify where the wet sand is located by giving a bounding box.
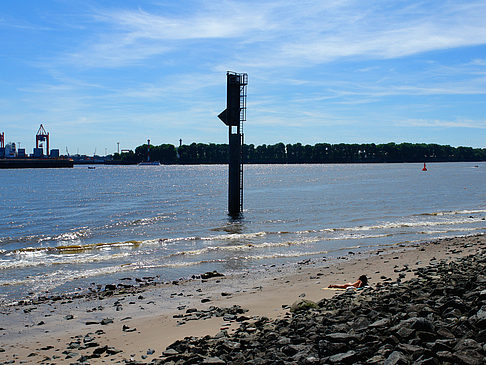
[1,234,485,364]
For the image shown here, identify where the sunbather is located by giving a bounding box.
[328,275,368,289]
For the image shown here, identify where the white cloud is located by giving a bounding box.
[45,1,486,70]
[397,118,486,129]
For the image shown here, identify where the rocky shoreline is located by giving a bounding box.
[146,240,486,364]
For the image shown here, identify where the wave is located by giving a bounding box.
[101,214,172,229]
[0,252,131,271]
[0,214,172,247]
[417,209,486,216]
[316,216,486,233]
[12,240,143,255]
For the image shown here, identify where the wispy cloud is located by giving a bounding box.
[397,118,486,129]
[56,1,486,69]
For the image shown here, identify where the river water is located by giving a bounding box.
[0,163,485,303]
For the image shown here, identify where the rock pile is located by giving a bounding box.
[149,249,486,364]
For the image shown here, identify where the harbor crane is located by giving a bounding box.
[36,124,49,156]
[0,132,4,148]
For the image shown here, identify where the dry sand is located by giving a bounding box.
[1,234,485,364]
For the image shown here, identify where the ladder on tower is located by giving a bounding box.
[238,74,247,213]
[239,133,244,212]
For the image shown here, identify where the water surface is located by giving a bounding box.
[0,163,485,303]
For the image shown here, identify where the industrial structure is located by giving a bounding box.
[36,124,49,157]
[0,124,72,168]
[218,71,248,217]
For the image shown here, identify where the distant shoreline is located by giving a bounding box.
[109,141,486,165]
[94,160,484,165]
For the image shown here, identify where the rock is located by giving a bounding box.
[454,349,484,365]
[325,333,358,343]
[163,348,179,356]
[369,318,391,328]
[328,350,356,363]
[454,338,482,352]
[100,318,114,325]
[201,271,224,280]
[395,326,414,339]
[384,351,409,365]
[104,284,116,291]
[397,343,424,357]
[290,299,317,312]
[201,356,225,364]
[93,345,108,355]
[106,347,122,355]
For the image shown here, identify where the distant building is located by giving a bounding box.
[17,148,26,158]
[5,143,16,158]
[50,149,60,158]
[33,148,43,158]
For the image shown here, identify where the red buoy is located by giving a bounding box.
[422,162,427,171]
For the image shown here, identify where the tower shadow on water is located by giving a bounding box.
[218,72,248,218]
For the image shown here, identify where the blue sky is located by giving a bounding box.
[1,0,486,155]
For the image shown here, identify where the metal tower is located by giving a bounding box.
[36,124,49,157]
[218,71,248,217]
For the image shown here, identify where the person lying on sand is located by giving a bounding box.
[328,275,368,289]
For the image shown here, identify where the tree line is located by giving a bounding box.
[112,142,486,164]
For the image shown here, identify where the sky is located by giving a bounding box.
[1,0,486,155]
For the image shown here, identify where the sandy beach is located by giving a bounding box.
[1,233,485,364]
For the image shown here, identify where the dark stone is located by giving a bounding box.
[325,333,358,343]
[416,331,436,342]
[454,349,484,365]
[396,343,424,357]
[290,299,317,312]
[396,327,414,339]
[369,318,391,328]
[100,318,114,325]
[201,356,226,364]
[384,351,409,365]
[328,350,356,364]
[93,345,108,355]
[201,271,224,280]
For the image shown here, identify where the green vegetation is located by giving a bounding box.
[112,142,486,164]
